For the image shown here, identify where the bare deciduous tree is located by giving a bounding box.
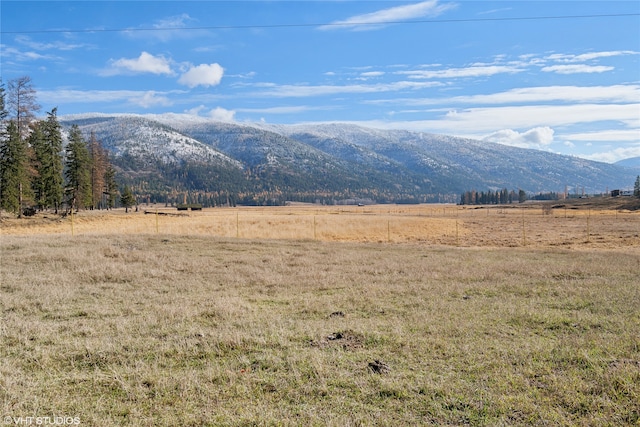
[7,76,40,141]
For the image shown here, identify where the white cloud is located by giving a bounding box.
[438,104,640,133]
[361,71,385,77]
[534,51,640,75]
[153,13,194,29]
[124,14,207,42]
[40,89,146,103]
[229,71,256,79]
[542,64,614,74]
[483,127,555,149]
[108,52,173,75]
[583,145,640,163]
[478,7,512,15]
[377,85,640,106]
[178,63,224,88]
[564,129,640,142]
[318,0,456,31]
[237,105,338,115]
[183,105,234,121]
[545,51,638,63]
[15,35,89,51]
[0,45,60,61]
[38,88,183,106]
[207,107,235,121]
[237,106,311,114]
[131,91,172,108]
[251,80,443,98]
[184,105,208,116]
[396,64,524,79]
[351,104,639,141]
[470,85,639,104]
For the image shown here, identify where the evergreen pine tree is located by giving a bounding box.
[634,175,640,198]
[0,81,8,212]
[2,77,40,217]
[29,122,47,210]
[41,108,64,213]
[104,163,118,209]
[518,189,527,203]
[0,121,32,215]
[64,125,92,212]
[120,185,136,213]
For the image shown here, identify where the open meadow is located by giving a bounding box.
[2,202,639,248]
[1,203,639,425]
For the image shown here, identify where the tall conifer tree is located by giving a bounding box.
[30,108,64,212]
[0,80,8,210]
[64,125,92,211]
[104,162,118,209]
[0,121,32,215]
[2,76,40,217]
[29,122,47,210]
[42,108,64,212]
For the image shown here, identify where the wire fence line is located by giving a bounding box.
[18,205,634,248]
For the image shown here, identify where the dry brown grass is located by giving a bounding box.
[1,203,638,248]
[1,205,639,425]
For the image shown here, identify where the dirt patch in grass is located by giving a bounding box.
[309,329,366,351]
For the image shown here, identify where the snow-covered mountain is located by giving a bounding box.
[60,113,636,203]
[62,114,241,168]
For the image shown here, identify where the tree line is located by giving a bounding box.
[0,76,133,217]
[461,178,640,206]
[459,188,526,205]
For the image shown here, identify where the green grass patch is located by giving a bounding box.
[1,235,638,425]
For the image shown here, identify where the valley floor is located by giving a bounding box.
[2,202,639,249]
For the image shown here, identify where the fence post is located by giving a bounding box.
[387,219,390,243]
[522,209,526,246]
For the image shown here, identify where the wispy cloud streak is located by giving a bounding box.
[318,0,456,31]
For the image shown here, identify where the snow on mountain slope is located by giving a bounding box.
[61,114,242,168]
[60,113,636,195]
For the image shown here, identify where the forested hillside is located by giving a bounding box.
[2,75,636,215]
[60,113,636,207]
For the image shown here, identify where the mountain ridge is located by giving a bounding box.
[615,156,640,170]
[59,113,636,204]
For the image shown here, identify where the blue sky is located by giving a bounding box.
[2,1,639,163]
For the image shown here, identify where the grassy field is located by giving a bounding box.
[1,202,639,248]
[1,204,639,425]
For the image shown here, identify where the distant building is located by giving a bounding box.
[611,189,634,197]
